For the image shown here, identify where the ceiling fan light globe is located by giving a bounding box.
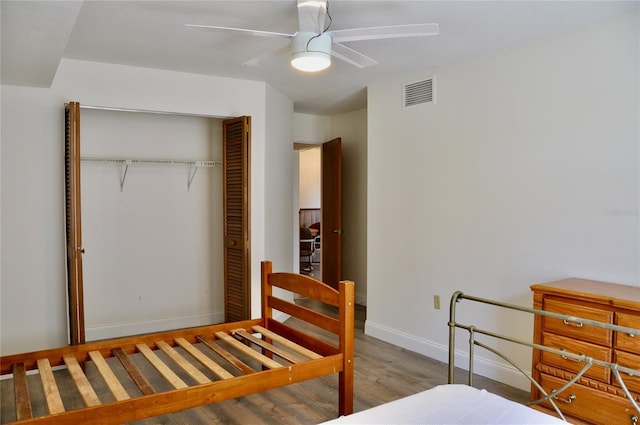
[291,51,331,72]
[291,32,332,72]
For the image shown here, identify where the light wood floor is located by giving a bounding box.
[1,299,528,424]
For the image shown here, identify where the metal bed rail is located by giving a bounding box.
[447,291,640,421]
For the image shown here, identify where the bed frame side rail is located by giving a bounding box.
[0,320,261,375]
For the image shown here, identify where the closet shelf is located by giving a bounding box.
[80,157,222,191]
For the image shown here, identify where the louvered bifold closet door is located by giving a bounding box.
[223,116,251,322]
[65,101,85,345]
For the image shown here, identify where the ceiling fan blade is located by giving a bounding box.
[329,23,439,43]
[297,0,327,33]
[242,44,290,67]
[185,24,293,39]
[331,42,378,68]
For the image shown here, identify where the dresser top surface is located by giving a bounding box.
[531,278,640,310]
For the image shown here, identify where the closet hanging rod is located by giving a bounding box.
[78,104,227,119]
[80,157,221,167]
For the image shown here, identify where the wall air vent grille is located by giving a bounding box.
[403,77,435,108]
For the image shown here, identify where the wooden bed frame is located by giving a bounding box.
[0,261,355,424]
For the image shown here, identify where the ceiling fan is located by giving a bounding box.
[186,0,439,72]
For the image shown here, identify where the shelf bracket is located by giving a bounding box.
[187,162,201,191]
[120,160,131,191]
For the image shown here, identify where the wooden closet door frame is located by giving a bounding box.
[65,103,252,343]
[65,101,85,345]
[223,116,251,322]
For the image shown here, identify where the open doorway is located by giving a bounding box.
[296,138,342,289]
[298,146,322,279]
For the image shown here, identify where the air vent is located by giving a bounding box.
[403,77,435,108]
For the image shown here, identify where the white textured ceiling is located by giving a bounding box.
[2,1,637,115]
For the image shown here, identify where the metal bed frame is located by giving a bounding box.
[447,291,640,422]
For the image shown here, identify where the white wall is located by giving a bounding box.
[260,84,295,317]
[1,59,293,355]
[299,148,321,209]
[294,113,331,144]
[1,87,67,354]
[366,14,639,389]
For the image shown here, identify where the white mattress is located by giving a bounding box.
[321,384,566,424]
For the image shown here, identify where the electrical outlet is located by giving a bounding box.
[434,295,441,310]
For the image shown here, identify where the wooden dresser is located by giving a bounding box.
[531,278,640,425]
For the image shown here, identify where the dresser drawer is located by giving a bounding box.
[543,298,613,346]
[616,312,640,352]
[614,350,640,394]
[541,332,611,382]
[539,373,640,425]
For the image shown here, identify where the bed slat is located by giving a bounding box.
[197,335,255,375]
[136,344,188,389]
[214,332,283,369]
[156,341,211,385]
[232,329,308,363]
[88,351,130,401]
[112,348,155,395]
[36,358,65,414]
[252,325,322,360]
[13,363,33,421]
[174,338,234,379]
[63,355,101,407]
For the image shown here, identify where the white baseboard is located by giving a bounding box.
[86,312,225,341]
[364,320,531,391]
[84,306,296,343]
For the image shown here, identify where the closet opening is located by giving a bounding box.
[65,102,250,344]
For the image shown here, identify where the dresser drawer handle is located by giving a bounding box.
[631,414,638,425]
[562,319,583,328]
[628,333,636,338]
[560,349,583,363]
[551,389,577,404]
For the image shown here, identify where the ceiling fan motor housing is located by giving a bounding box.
[291,32,332,72]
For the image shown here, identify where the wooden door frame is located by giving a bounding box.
[321,138,342,289]
[65,101,85,345]
[65,103,252,343]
